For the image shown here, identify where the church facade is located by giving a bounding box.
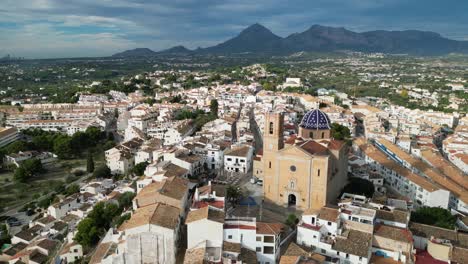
[262,109,348,210]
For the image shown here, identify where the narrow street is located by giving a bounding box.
[249,107,263,154]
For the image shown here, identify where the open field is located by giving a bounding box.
[0,158,90,212]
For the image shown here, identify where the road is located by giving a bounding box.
[1,171,93,236]
[249,107,263,153]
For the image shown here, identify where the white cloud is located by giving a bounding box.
[0,24,136,58]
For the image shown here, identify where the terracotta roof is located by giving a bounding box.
[0,127,17,138]
[135,176,188,206]
[163,163,189,177]
[225,146,251,157]
[256,222,284,235]
[2,242,27,257]
[37,215,56,225]
[29,249,48,264]
[420,148,468,190]
[197,184,226,197]
[357,140,439,192]
[186,207,225,224]
[13,225,42,242]
[378,139,468,203]
[451,246,468,263]
[51,221,68,231]
[318,206,340,222]
[328,140,346,150]
[238,247,258,264]
[283,242,309,257]
[89,242,113,264]
[376,209,409,224]
[374,224,413,243]
[411,221,444,239]
[333,229,372,257]
[183,245,206,264]
[119,203,180,231]
[299,140,329,156]
[223,241,241,253]
[37,238,59,252]
[370,254,403,264]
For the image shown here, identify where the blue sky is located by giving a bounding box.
[0,0,467,58]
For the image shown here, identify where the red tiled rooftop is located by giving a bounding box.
[300,222,321,231]
[192,200,224,210]
[415,250,447,264]
[223,224,256,230]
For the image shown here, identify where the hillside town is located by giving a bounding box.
[0,62,467,264]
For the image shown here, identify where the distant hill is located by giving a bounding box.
[157,45,193,55]
[200,23,282,54]
[111,48,157,57]
[112,24,468,57]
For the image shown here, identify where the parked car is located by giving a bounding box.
[7,217,21,226]
[26,209,35,216]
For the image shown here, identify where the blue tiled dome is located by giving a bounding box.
[300,109,331,130]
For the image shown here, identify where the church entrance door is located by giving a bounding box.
[288,194,296,207]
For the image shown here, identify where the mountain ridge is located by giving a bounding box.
[112,24,468,57]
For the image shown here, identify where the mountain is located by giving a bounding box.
[111,48,157,57]
[112,24,468,57]
[201,23,282,54]
[200,24,468,56]
[157,45,193,55]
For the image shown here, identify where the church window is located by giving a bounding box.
[269,122,274,134]
[290,181,295,189]
[269,161,271,168]
[321,132,325,138]
[309,132,314,138]
[290,165,296,172]
[317,169,321,176]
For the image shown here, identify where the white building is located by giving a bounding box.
[224,145,254,173]
[185,207,225,262]
[223,217,284,264]
[0,127,19,148]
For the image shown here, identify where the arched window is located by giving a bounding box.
[269,161,272,169]
[321,132,325,138]
[269,122,274,134]
[317,169,321,177]
[309,132,314,138]
[290,181,295,189]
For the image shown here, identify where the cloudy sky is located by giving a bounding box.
[1,0,467,58]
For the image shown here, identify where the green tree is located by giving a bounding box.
[285,214,299,228]
[85,127,103,144]
[13,158,44,182]
[65,184,80,196]
[331,123,351,140]
[118,192,136,210]
[226,185,243,206]
[71,132,90,154]
[2,141,29,154]
[112,213,131,228]
[131,162,148,176]
[93,165,111,179]
[53,136,73,159]
[411,207,456,229]
[13,166,28,182]
[32,135,54,151]
[22,158,44,174]
[74,218,100,247]
[342,177,375,198]
[87,152,95,173]
[210,99,219,117]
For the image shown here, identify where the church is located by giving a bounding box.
[262,109,348,210]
